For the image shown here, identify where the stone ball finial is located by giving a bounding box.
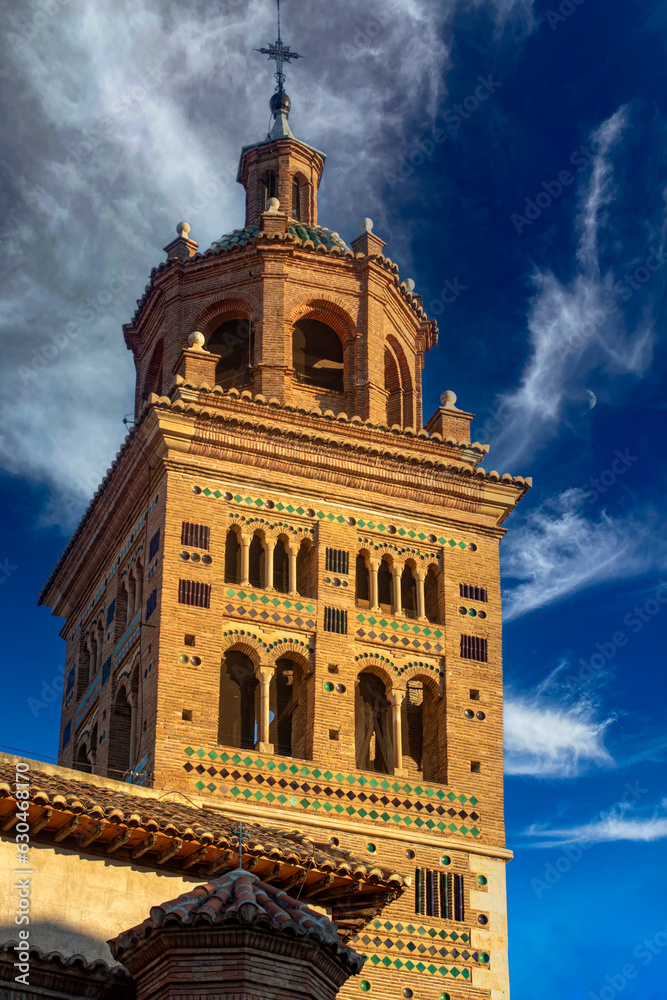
[176,221,191,238]
[441,390,457,408]
[361,218,374,232]
[267,197,281,214]
[405,278,416,292]
[188,331,206,352]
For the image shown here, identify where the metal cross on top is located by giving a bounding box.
[256,0,302,94]
[235,820,245,869]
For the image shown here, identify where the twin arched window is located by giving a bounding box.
[218,651,308,758]
[354,671,442,781]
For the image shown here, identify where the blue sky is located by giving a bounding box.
[1,1,666,997]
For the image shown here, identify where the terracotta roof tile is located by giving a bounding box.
[109,870,364,972]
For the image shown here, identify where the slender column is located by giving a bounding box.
[389,688,407,777]
[255,665,274,754]
[86,747,96,774]
[128,577,136,617]
[369,559,380,610]
[265,539,275,591]
[392,563,403,616]
[416,570,426,620]
[128,691,138,771]
[96,634,103,673]
[287,543,299,597]
[240,535,251,586]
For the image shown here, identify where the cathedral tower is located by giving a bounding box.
[40,16,530,1000]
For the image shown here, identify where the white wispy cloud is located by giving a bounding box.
[488,106,663,472]
[0,0,516,524]
[500,488,663,621]
[504,684,615,778]
[522,799,667,847]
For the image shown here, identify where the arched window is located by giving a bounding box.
[425,567,439,623]
[401,565,417,619]
[273,539,289,593]
[127,574,136,618]
[262,170,276,209]
[292,176,301,220]
[296,540,316,597]
[142,339,163,400]
[401,679,441,782]
[385,347,402,427]
[356,554,370,605]
[218,651,259,750]
[248,533,265,588]
[75,743,92,774]
[378,557,393,610]
[385,336,414,429]
[292,319,344,393]
[207,319,253,389]
[108,690,132,779]
[115,581,128,638]
[95,622,104,673]
[270,658,307,758]
[225,529,242,584]
[355,671,392,774]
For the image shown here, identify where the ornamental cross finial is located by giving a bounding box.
[235,820,244,869]
[256,0,302,94]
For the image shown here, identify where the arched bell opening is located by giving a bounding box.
[425,566,440,623]
[108,689,132,780]
[273,538,289,593]
[248,532,266,588]
[142,339,163,400]
[207,319,254,390]
[401,563,418,619]
[355,553,370,607]
[378,557,393,612]
[292,319,344,393]
[225,528,242,585]
[385,347,402,427]
[401,677,442,782]
[75,742,92,774]
[262,170,276,210]
[269,658,308,758]
[218,650,259,750]
[355,671,392,774]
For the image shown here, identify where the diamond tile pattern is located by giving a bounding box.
[182,747,481,837]
[198,487,470,550]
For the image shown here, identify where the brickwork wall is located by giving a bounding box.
[44,139,529,1000]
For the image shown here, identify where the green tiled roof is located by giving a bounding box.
[210,223,350,254]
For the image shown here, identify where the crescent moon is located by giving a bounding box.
[586,389,597,409]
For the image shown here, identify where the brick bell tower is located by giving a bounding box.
[41,10,531,1000]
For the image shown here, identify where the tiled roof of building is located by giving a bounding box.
[210,222,350,254]
[108,870,364,972]
[0,757,405,912]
